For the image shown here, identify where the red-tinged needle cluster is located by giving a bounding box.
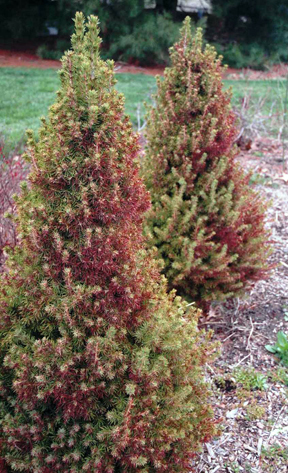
[0,13,217,473]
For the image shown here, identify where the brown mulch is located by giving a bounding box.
[0,49,287,80]
[0,49,165,74]
[0,49,61,69]
[223,64,288,81]
[237,137,288,183]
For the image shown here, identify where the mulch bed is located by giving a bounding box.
[0,49,287,80]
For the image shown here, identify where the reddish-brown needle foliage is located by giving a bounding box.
[143,18,271,306]
[0,13,216,473]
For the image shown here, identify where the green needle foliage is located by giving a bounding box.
[143,18,271,307]
[0,13,217,473]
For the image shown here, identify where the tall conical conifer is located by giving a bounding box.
[0,13,216,473]
[143,18,270,305]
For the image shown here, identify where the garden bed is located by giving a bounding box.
[0,48,288,80]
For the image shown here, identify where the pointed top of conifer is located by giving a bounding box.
[71,11,85,50]
[85,14,102,55]
[180,16,193,45]
[169,17,204,66]
[71,12,101,55]
[54,12,116,128]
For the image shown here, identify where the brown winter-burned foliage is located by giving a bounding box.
[143,18,271,307]
[0,13,217,473]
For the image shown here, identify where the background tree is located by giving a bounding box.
[0,0,206,66]
[0,0,52,40]
[0,13,216,472]
[0,0,145,43]
[1,0,287,67]
[210,0,288,64]
[211,0,288,46]
[143,18,271,307]
[155,0,178,14]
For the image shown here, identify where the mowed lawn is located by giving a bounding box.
[0,67,286,147]
[0,68,156,147]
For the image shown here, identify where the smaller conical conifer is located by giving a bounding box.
[143,18,271,306]
[0,13,217,473]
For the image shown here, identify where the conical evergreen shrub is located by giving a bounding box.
[143,18,271,306]
[0,13,217,473]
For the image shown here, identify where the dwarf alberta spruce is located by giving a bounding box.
[143,18,271,306]
[0,13,217,473]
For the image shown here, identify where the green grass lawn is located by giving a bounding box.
[0,68,156,148]
[0,67,286,148]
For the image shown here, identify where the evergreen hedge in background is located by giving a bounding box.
[1,0,287,68]
[143,18,271,308]
[0,13,216,472]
